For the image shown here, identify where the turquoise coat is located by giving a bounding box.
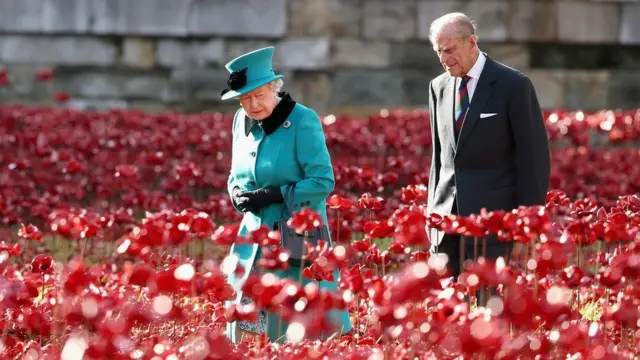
[225,99,352,343]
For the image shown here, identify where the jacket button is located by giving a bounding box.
[250,152,256,157]
[305,201,310,206]
[248,181,255,186]
[300,202,305,207]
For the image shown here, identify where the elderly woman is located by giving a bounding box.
[221,46,352,343]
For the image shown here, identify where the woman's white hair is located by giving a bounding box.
[270,78,284,96]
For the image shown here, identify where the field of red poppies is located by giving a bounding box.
[1,102,640,359]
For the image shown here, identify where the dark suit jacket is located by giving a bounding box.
[426,54,551,247]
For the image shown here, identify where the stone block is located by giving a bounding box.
[0,0,44,32]
[188,0,286,37]
[557,2,619,43]
[129,101,167,113]
[620,5,640,45]
[122,38,156,69]
[529,44,576,69]
[417,1,509,42]
[401,69,442,105]
[507,1,557,42]
[288,0,361,37]
[484,44,530,70]
[612,46,640,70]
[288,72,332,112]
[564,71,610,111]
[331,39,390,68]
[0,92,43,106]
[42,0,93,32]
[124,75,171,100]
[225,40,274,63]
[1,64,45,95]
[329,69,405,107]
[523,70,566,110]
[53,69,170,101]
[66,98,129,111]
[0,36,117,66]
[198,39,227,66]
[157,40,189,67]
[90,0,190,35]
[608,71,640,110]
[156,39,225,68]
[364,1,416,40]
[274,38,330,70]
[167,67,230,102]
[389,41,442,70]
[54,71,125,98]
[226,39,320,71]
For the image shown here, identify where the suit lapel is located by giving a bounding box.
[440,76,457,150]
[456,56,498,153]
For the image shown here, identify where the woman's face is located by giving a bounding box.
[239,83,278,120]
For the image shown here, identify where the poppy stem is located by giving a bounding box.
[277,317,282,343]
[336,210,340,244]
[576,244,581,309]
[525,242,530,276]
[481,236,487,306]
[459,236,464,280]
[41,272,45,344]
[355,294,360,341]
[298,237,306,285]
[81,236,90,260]
[473,237,478,262]
[533,239,539,299]
[201,238,207,267]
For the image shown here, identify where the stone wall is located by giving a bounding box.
[0,0,639,115]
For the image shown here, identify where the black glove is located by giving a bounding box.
[231,187,251,212]
[233,186,284,213]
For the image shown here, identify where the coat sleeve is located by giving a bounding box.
[280,110,335,212]
[508,75,551,206]
[227,108,243,213]
[426,80,440,214]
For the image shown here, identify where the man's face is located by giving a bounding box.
[432,32,477,77]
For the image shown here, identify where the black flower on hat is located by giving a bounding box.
[228,68,248,90]
[220,67,248,96]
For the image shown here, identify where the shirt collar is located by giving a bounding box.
[244,92,296,137]
[465,51,486,81]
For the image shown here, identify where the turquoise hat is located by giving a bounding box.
[220,46,284,100]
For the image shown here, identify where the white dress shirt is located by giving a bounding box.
[456,51,486,103]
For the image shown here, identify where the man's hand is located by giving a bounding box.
[232,186,284,213]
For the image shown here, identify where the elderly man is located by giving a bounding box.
[425,13,551,278]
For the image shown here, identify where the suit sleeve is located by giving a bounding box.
[508,76,551,206]
[227,108,243,213]
[280,110,335,213]
[427,80,440,213]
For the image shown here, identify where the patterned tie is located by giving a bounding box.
[455,75,471,133]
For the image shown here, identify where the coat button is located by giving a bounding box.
[248,181,255,186]
[305,201,310,206]
[300,202,305,207]
[250,151,256,157]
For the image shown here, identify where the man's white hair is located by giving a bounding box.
[429,12,478,45]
